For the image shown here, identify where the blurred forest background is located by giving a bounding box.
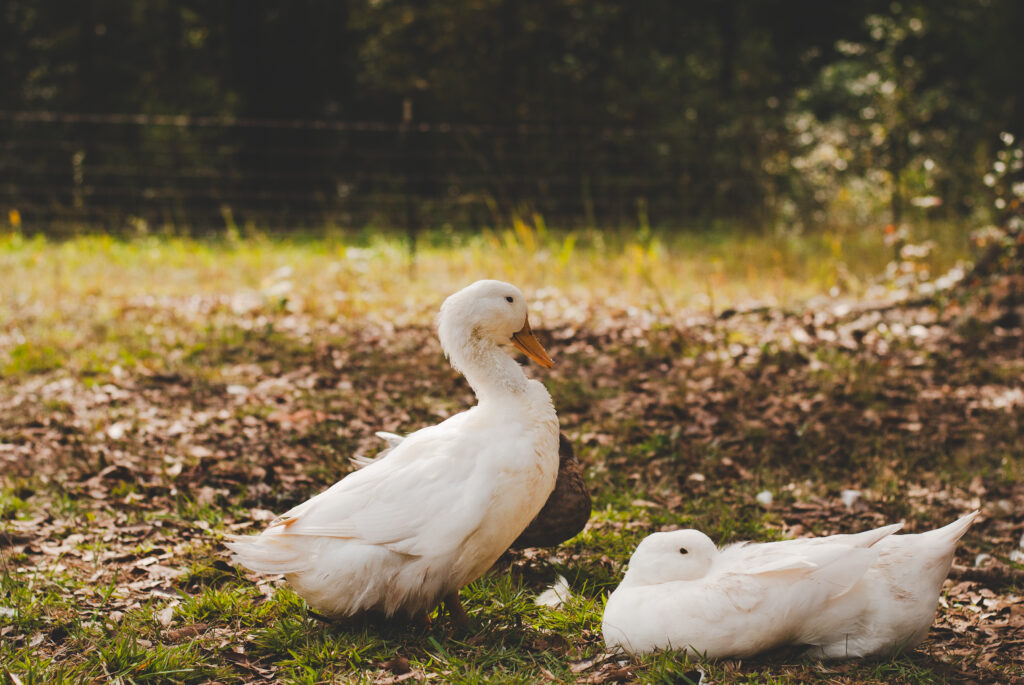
[1,0,1023,235]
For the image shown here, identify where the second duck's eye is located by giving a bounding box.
[505,296,514,303]
[679,547,689,555]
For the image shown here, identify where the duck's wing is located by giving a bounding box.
[713,542,879,612]
[265,420,521,557]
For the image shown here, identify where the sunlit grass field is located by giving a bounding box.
[0,220,972,376]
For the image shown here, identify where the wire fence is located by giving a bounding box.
[0,110,768,236]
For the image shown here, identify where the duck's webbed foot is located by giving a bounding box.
[443,592,470,628]
[406,609,431,628]
[306,608,335,624]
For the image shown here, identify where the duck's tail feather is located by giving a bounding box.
[223,532,312,575]
[375,431,405,447]
[350,431,406,469]
[349,454,377,469]
[928,510,980,544]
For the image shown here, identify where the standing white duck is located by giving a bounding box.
[603,512,978,659]
[225,280,560,624]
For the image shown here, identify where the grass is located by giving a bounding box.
[0,220,970,378]
[1,222,1021,683]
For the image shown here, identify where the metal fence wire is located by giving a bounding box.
[0,110,765,235]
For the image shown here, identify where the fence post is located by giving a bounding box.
[400,97,418,277]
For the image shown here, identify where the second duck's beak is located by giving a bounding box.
[511,317,554,368]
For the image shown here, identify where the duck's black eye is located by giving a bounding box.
[505,296,514,303]
[679,548,689,555]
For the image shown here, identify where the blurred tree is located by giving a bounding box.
[0,0,1021,232]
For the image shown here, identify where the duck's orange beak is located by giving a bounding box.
[511,316,554,368]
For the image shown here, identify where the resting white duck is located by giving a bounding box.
[603,512,978,659]
[225,280,560,624]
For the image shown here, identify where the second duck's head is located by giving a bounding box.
[438,280,553,369]
[622,530,718,586]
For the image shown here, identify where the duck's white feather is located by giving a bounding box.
[224,280,559,618]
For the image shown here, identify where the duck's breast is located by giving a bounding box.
[449,404,559,582]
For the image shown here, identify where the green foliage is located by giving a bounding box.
[1,2,1022,231]
[4,342,62,375]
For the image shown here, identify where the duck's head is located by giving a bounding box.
[438,280,553,368]
[622,529,717,586]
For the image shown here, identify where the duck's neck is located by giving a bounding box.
[448,336,530,403]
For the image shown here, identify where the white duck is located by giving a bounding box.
[603,512,978,659]
[225,280,560,623]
